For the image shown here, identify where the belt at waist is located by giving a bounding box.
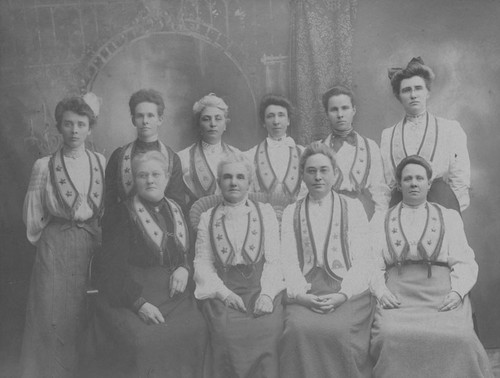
[386,260,449,278]
[51,216,99,235]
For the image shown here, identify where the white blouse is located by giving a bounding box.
[23,151,106,245]
[280,192,374,299]
[322,133,390,213]
[380,113,470,211]
[369,203,478,300]
[194,200,284,301]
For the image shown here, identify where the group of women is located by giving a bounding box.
[21,57,492,378]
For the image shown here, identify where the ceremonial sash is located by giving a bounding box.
[254,140,301,197]
[293,192,350,281]
[389,113,439,171]
[49,149,104,219]
[208,200,264,268]
[127,195,189,264]
[385,202,445,275]
[189,141,235,198]
[324,132,370,192]
[118,141,172,199]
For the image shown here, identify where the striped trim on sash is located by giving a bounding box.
[49,149,104,219]
[254,139,302,197]
[293,191,351,281]
[208,200,264,268]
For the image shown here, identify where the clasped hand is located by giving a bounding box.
[223,292,274,317]
[296,293,347,314]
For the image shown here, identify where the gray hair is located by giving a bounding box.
[192,93,229,121]
[216,152,255,186]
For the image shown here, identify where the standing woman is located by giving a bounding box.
[381,57,470,212]
[245,94,306,200]
[177,93,240,204]
[21,94,105,377]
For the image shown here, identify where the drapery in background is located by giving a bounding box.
[290,0,357,144]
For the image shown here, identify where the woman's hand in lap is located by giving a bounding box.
[138,302,165,325]
[223,292,247,313]
[254,294,274,317]
[169,267,189,297]
[316,293,347,313]
[438,291,462,312]
[378,290,401,309]
[295,293,324,312]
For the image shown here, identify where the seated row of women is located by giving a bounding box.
[21,57,478,378]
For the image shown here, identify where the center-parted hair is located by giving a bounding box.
[216,152,255,185]
[395,155,433,182]
[321,85,356,113]
[258,94,293,124]
[128,89,165,117]
[299,141,337,178]
[192,93,229,123]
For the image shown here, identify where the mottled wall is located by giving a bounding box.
[352,0,500,347]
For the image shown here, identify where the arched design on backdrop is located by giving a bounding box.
[78,12,259,156]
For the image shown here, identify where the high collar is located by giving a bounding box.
[266,136,295,148]
[201,140,223,153]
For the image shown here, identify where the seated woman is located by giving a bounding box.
[244,94,306,200]
[370,155,492,378]
[194,153,284,378]
[279,142,374,378]
[95,150,207,378]
[177,93,240,204]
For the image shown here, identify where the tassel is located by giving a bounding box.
[397,261,402,275]
[427,261,432,278]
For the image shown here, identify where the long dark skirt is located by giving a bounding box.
[202,260,284,378]
[370,265,492,378]
[20,221,96,378]
[280,267,374,378]
[92,266,208,378]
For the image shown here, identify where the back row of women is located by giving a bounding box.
[22,57,492,377]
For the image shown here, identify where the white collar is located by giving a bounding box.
[266,136,295,148]
[201,140,223,153]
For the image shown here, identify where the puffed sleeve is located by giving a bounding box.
[280,203,310,299]
[368,212,390,300]
[444,208,478,298]
[366,139,391,213]
[339,197,373,298]
[258,203,285,300]
[23,157,51,245]
[447,121,470,212]
[193,210,232,301]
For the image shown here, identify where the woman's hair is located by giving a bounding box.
[192,93,229,122]
[390,60,435,99]
[54,96,97,131]
[128,89,165,117]
[131,150,170,178]
[395,155,433,182]
[321,85,356,113]
[258,94,293,124]
[299,141,337,177]
[216,152,255,185]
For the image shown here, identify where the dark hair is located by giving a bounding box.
[54,97,97,132]
[390,63,435,99]
[321,85,356,113]
[395,155,433,183]
[128,89,165,117]
[299,141,337,178]
[258,94,293,124]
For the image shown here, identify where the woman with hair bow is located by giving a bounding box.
[177,93,240,205]
[381,57,471,213]
[21,93,105,377]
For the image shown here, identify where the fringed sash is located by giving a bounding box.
[389,113,439,171]
[208,200,264,268]
[293,192,351,281]
[49,149,104,219]
[254,139,301,197]
[118,141,172,199]
[385,202,445,277]
[127,195,189,264]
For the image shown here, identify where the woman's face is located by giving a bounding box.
[326,94,356,132]
[263,104,289,139]
[132,102,163,142]
[398,76,430,116]
[398,163,431,206]
[302,153,336,200]
[59,111,91,149]
[199,106,226,145]
[219,162,250,204]
[134,159,169,203]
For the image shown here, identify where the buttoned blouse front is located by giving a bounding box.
[194,200,284,301]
